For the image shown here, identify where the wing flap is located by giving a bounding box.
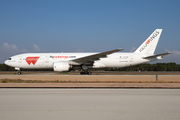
[143,52,173,59]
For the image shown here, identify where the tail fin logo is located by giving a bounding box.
[146,39,150,44]
[26,57,40,65]
[139,31,160,52]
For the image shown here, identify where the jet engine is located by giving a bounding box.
[53,62,71,72]
[92,61,105,68]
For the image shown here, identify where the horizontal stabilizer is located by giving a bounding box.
[143,52,173,59]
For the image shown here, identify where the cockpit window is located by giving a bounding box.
[8,58,12,60]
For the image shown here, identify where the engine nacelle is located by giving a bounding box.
[53,62,70,72]
[92,61,105,68]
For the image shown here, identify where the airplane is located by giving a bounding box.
[4,29,172,75]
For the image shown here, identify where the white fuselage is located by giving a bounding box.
[4,52,159,69]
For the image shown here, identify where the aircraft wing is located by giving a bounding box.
[71,49,124,65]
[143,52,173,59]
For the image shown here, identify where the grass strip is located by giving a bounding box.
[1,79,180,83]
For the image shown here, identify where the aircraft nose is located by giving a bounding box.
[4,60,7,64]
[4,60,10,66]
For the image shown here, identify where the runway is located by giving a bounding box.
[0,89,180,120]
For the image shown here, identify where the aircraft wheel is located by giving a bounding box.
[88,71,92,75]
[18,71,21,75]
[80,71,92,75]
[85,71,88,75]
[80,71,84,75]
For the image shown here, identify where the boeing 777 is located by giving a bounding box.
[4,29,172,75]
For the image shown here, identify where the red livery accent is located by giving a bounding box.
[26,57,40,65]
[146,39,150,44]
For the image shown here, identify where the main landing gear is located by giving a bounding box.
[80,65,92,75]
[80,70,92,75]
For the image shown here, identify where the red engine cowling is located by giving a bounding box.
[53,62,70,72]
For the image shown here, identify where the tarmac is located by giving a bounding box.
[1,89,180,120]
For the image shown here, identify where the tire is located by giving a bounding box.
[18,71,21,75]
[80,71,84,75]
[85,71,89,75]
[88,71,92,75]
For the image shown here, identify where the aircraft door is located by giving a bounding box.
[45,56,49,63]
[129,55,133,62]
[18,56,22,63]
[38,55,44,67]
[44,56,50,67]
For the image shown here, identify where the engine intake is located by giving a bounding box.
[53,62,70,72]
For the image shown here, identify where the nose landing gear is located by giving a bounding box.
[15,68,21,75]
[18,71,21,75]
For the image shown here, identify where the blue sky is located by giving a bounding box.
[0,0,180,63]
